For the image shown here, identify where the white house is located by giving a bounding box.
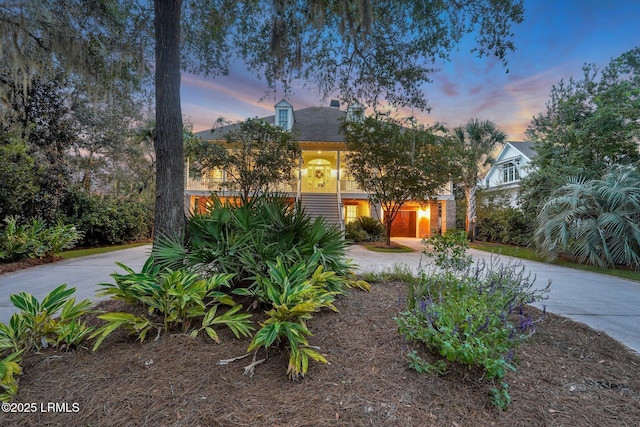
[483,141,536,206]
[185,100,456,238]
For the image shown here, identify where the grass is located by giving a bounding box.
[362,242,414,253]
[60,241,150,259]
[470,241,640,282]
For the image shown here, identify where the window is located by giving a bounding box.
[345,205,357,224]
[502,162,520,183]
[277,109,288,129]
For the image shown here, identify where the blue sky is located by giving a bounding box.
[181,0,639,141]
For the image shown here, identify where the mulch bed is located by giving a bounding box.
[2,279,639,426]
[0,256,62,275]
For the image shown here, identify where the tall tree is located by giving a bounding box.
[452,119,506,240]
[343,115,450,246]
[186,118,300,202]
[521,47,640,216]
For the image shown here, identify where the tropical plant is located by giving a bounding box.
[91,312,156,351]
[247,257,338,379]
[0,315,27,355]
[534,164,640,269]
[344,221,367,242]
[153,194,354,288]
[521,48,640,216]
[94,259,253,348]
[0,216,83,262]
[451,119,507,240]
[0,351,23,402]
[8,284,93,352]
[345,216,386,242]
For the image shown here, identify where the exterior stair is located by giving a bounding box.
[299,193,342,228]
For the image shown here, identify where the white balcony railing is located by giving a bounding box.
[186,177,224,192]
[339,180,364,193]
[186,177,296,194]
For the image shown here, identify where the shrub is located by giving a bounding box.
[345,221,367,242]
[60,189,153,247]
[476,206,534,247]
[153,194,355,288]
[345,216,385,242]
[247,257,338,379]
[396,261,549,409]
[356,216,385,241]
[535,164,640,269]
[423,229,472,271]
[0,216,82,262]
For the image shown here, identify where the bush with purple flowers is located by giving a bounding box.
[395,259,550,409]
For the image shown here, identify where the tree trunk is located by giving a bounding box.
[465,185,476,241]
[385,215,393,247]
[153,0,185,241]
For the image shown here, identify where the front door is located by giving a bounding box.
[390,211,416,237]
[310,164,330,190]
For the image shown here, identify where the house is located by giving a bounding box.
[482,141,536,206]
[185,100,456,238]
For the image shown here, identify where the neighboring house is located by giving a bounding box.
[483,141,536,206]
[185,100,456,238]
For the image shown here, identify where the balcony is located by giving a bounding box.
[339,179,364,193]
[186,177,296,194]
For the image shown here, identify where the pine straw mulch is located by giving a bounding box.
[2,280,640,427]
[0,256,63,275]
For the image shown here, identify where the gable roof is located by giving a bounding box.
[507,141,536,159]
[494,141,536,163]
[194,106,347,143]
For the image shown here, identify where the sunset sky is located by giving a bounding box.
[180,0,639,141]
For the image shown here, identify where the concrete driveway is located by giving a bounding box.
[1,239,638,355]
[0,245,151,324]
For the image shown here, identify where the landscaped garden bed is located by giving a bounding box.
[2,279,639,426]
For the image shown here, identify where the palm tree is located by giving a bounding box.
[452,119,507,240]
[535,164,640,269]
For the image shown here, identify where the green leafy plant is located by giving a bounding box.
[94,259,253,348]
[396,260,549,409]
[248,257,337,379]
[91,312,156,351]
[344,221,367,242]
[535,164,640,269]
[191,304,253,343]
[345,216,386,242]
[55,319,95,351]
[0,216,82,262]
[152,194,354,288]
[0,351,23,402]
[0,315,27,354]
[8,284,93,352]
[423,229,473,271]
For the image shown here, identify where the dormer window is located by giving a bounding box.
[274,99,294,131]
[278,108,289,129]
